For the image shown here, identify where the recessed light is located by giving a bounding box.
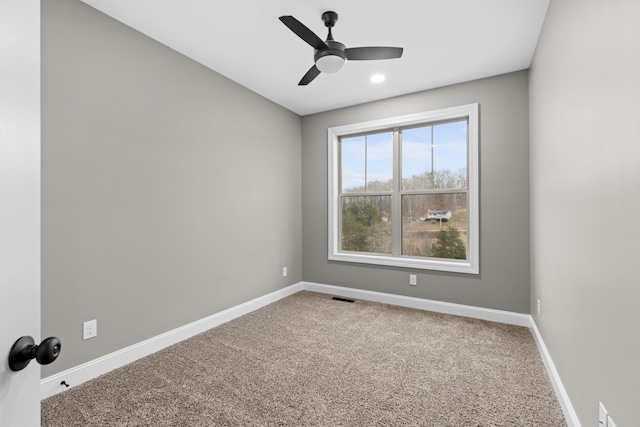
[370,74,386,83]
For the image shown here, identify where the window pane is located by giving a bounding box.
[433,120,467,189]
[341,195,392,254]
[341,132,393,193]
[401,126,433,190]
[402,120,467,190]
[365,132,393,192]
[341,135,365,192]
[401,193,468,259]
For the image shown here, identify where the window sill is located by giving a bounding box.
[328,251,479,274]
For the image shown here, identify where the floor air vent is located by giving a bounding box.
[331,296,356,303]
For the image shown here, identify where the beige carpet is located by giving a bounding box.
[42,291,566,426]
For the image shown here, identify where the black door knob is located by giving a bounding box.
[8,336,62,372]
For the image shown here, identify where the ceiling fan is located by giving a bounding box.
[279,11,404,85]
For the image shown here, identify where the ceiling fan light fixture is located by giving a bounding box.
[315,54,345,73]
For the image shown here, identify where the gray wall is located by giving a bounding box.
[529,0,640,425]
[41,0,302,376]
[302,71,531,313]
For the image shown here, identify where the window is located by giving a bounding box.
[328,104,479,274]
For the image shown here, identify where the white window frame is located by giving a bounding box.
[328,103,479,274]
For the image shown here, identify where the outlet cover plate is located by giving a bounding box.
[83,319,97,340]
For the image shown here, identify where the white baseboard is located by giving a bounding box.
[301,281,531,326]
[42,280,579,427]
[41,282,303,399]
[529,318,581,427]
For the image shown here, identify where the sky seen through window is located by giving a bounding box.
[341,120,467,191]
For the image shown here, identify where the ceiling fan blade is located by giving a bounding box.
[298,65,321,86]
[345,47,404,60]
[279,16,328,50]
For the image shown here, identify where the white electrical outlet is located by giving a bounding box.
[599,402,608,427]
[282,267,288,277]
[409,274,417,286]
[83,319,97,340]
[537,299,541,316]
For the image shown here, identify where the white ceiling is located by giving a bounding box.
[80,0,550,116]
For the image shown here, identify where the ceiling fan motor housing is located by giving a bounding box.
[314,40,346,73]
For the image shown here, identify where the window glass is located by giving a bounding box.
[402,120,467,191]
[340,135,365,192]
[341,132,392,193]
[401,193,468,259]
[340,195,392,254]
[402,126,433,190]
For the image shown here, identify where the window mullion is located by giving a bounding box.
[364,135,368,191]
[391,128,402,256]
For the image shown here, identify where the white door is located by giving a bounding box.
[0,0,42,426]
